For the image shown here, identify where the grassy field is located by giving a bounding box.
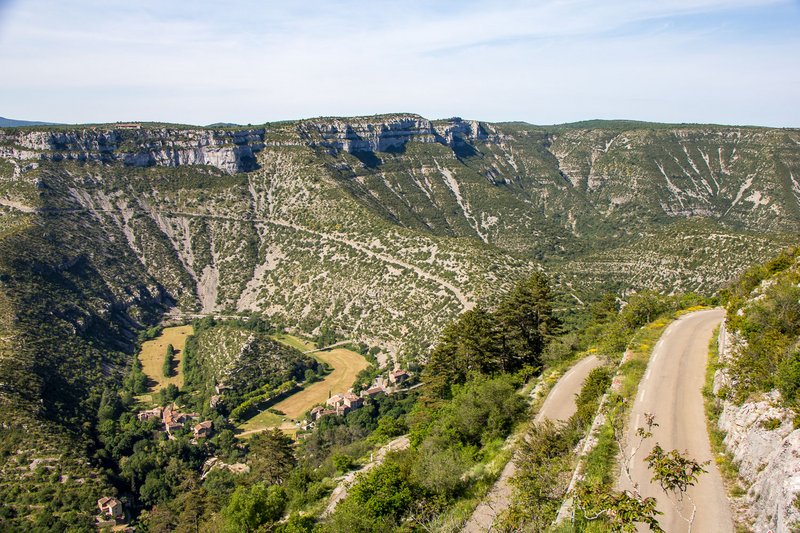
[237,333,369,436]
[138,325,193,401]
[272,333,314,352]
[238,411,284,436]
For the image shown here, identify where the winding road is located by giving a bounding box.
[620,309,733,532]
[463,354,603,532]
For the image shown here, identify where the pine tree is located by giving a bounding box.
[496,272,557,373]
[422,307,504,399]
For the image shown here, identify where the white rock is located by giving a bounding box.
[715,325,800,531]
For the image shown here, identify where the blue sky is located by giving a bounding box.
[0,0,798,126]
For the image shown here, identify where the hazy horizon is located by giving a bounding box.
[2,113,797,130]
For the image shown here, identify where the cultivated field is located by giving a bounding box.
[272,333,313,353]
[138,325,194,400]
[237,334,369,436]
[273,345,370,419]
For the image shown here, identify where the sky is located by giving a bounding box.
[0,0,798,127]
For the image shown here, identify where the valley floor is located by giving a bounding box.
[237,334,369,437]
[137,324,194,402]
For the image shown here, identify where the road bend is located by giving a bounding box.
[620,308,733,533]
[463,354,602,532]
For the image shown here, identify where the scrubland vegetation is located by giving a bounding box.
[721,247,800,408]
[0,116,798,530]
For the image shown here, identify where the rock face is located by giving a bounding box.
[714,323,800,532]
[0,127,266,174]
[1,113,798,531]
[0,117,493,174]
[299,114,488,155]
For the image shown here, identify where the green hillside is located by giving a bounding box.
[722,247,800,406]
[0,114,797,528]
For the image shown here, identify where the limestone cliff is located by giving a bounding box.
[714,323,800,531]
[298,114,488,155]
[0,127,265,174]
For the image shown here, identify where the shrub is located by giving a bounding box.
[329,461,416,532]
[158,384,179,405]
[428,375,527,448]
[332,453,356,474]
[777,351,800,405]
[502,420,572,530]
[223,483,286,532]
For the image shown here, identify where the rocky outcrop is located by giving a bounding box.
[714,323,800,532]
[298,114,488,155]
[0,116,494,173]
[0,127,265,174]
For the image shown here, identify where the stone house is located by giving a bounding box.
[162,403,200,435]
[389,369,410,384]
[343,393,363,409]
[137,407,162,421]
[194,420,213,439]
[311,406,337,420]
[360,385,385,399]
[326,394,344,408]
[97,496,123,519]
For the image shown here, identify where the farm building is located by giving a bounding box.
[137,407,162,421]
[194,420,213,439]
[97,496,123,519]
[389,369,410,384]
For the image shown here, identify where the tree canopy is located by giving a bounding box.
[422,272,557,400]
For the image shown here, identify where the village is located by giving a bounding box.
[94,365,415,528]
[92,319,418,530]
[136,403,214,441]
[94,407,214,528]
[303,367,414,433]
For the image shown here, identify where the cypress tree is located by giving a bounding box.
[163,344,175,378]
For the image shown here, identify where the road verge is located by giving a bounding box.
[554,306,710,527]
